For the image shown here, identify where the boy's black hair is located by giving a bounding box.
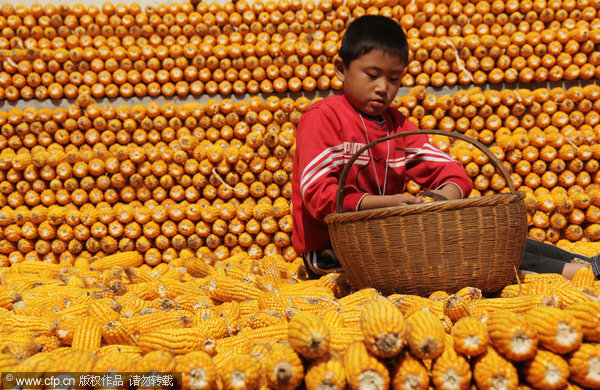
[338,15,409,67]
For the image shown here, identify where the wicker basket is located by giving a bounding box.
[324,130,527,296]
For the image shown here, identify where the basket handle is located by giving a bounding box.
[335,129,516,214]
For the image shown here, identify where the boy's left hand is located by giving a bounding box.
[418,184,462,202]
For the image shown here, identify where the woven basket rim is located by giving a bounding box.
[325,192,525,224]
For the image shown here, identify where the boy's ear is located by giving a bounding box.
[334,57,345,82]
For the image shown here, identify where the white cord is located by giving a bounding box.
[359,113,390,196]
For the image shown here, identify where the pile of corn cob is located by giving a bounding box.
[0,251,600,389]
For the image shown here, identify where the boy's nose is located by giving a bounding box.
[374,78,387,94]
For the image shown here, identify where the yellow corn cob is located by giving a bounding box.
[2,315,57,335]
[8,260,63,277]
[93,350,137,372]
[338,305,365,328]
[287,294,338,315]
[101,320,138,346]
[138,328,216,355]
[315,272,352,299]
[304,352,346,390]
[155,279,205,299]
[248,338,279,362]
[134,350,177,373]
[12,350,56,372]
[245,310,286,329]
[280,286,337,302]
[521,272,567,286]
[34,334,61,352]
[214,333,251,357]
[1,340,43,361]
[344,340,389,390]
[431,335,471,390]
[451,316,489,357]
[71,316,102,351]
[119,297,153,317]
[284,258,308,282]
[162,266,187,281]
[500,284,527,298]
[66,277,87,288]
[359,298,406,358]
[90,251,143,271]
[101,267,128,285]
[174,294,214,312]
[53,349,98,372]
[329,326,364,353]
[486,310,539,362]
[95,344,143,359]
[12,305,59,321]
[552,286,594,307]
[55,315,81,345]
[454,286,483,302]
[338,288,382,307]
[150,297,180,312]
[207,274,265,302]
[257,292,292,318]
[0,329,38,346]
[389,294,441,317]
[428,290,450,301]
[0,352,19,371]
[469,294,553,314]
[192,316,230,339]
[239,299,260,317]
[320,308,345,329]
[87,298,121,324]
[212,301,242,326]
[568,343,600,389]
[563,301,600,342]
[262,344,304,390]
[123,267,157,283]
[176,351,218,390]
[0,289,21,309]
[287,311,330,359]
[390,350,430,390]
[219,353,262,390]
[405,310,446,360]
[122,310,193,334]
[571,266,596,288]
[473,347,519,390]
[58,302,89,318]
[525,305,583,354]
[443,294,471,322]
[241,323,289,344]
[73,256,91,271]
[521,349,569,390]
[257,254,282,285]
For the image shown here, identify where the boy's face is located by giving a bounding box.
[335,50,405,117]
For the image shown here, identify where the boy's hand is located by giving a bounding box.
[417,184,462,202]
[358,194,420,210]
[389,194,421,206]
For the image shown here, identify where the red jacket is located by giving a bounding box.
[292,94,474,254]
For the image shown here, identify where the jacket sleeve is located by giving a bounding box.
[295,107,366,220]
[402,133,474,198]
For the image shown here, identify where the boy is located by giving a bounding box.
[292,15,472,277]
[292,14,600,280]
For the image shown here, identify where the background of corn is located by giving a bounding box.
[1,0,600,388]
